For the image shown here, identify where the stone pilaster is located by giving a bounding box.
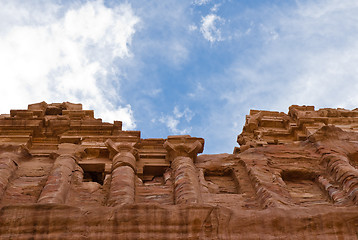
[0,158,18,201]
[0,146,29,200]
[105,139,138,206]
[37,143,83,204]
[321,153,358,204]
[37,154,77,204]
[0,154,18,200]
[164,135,204,204]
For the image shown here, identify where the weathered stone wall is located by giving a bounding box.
[0,102,358,239]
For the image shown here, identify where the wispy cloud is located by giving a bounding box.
[230,0,358,109]
[193,0,211,6]
[0,0,139,129]
[210,4,221,12]
[159,106,193,135]
[198,0,358,153]
[173,106,194,122]
[200,14,224,42]
[188,24,198,32]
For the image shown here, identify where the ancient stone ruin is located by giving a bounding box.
[1,102,358,239]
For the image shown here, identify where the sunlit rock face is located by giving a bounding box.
[1,102,358,239]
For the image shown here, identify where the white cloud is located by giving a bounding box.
[0,0,139,129]
[295,0,358,19]
[210,4,221,12]
[200,14,223,42]
[173,106,194,122]
[259,24,279,41]
[253,0,358,110]
[159,106,193,135]
[193,0,211,6]
[192,0,358,153]
[188,82,205,98]
[144,88,162,97]
[126,1,193,70]
[168,42,189,66]
[188,24,198,32]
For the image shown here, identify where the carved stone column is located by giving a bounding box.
[0,146,29,200]
[105,139,138,206]
[38,154,77,204]
[38,143,83,204]
[164,135,204,204]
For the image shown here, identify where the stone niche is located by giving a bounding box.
[79,163,106,185]
[136,165,174,205]
[281,169,329,205]
[205,169,240,194]
[348,152,358,168]
[142,165,168,184]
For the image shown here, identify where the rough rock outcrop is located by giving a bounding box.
[1,102,358,239]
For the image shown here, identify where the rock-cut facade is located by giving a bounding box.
[0,102,358,239]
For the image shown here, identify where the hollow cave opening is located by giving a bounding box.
[79,163,105,185]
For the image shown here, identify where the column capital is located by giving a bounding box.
[105,139,139,160]
[164,135,204,161]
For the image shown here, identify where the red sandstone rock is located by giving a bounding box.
[1,102,358,239]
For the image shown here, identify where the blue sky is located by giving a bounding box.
[1,0,358,153]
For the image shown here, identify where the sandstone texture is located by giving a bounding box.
[1,102,358,239]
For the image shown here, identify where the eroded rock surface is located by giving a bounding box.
[1,102,358,239]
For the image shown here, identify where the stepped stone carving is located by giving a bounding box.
[1,102,358,239]
[237,105,358,152]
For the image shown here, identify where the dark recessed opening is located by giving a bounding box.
[80,163,105,185]
[142,165,168,184]
[281,169,328,205]
[205,169,239,194]
[281,169,316,182]
[45,106,63,115]
[83,171,104,185]
[348,152,358,168]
